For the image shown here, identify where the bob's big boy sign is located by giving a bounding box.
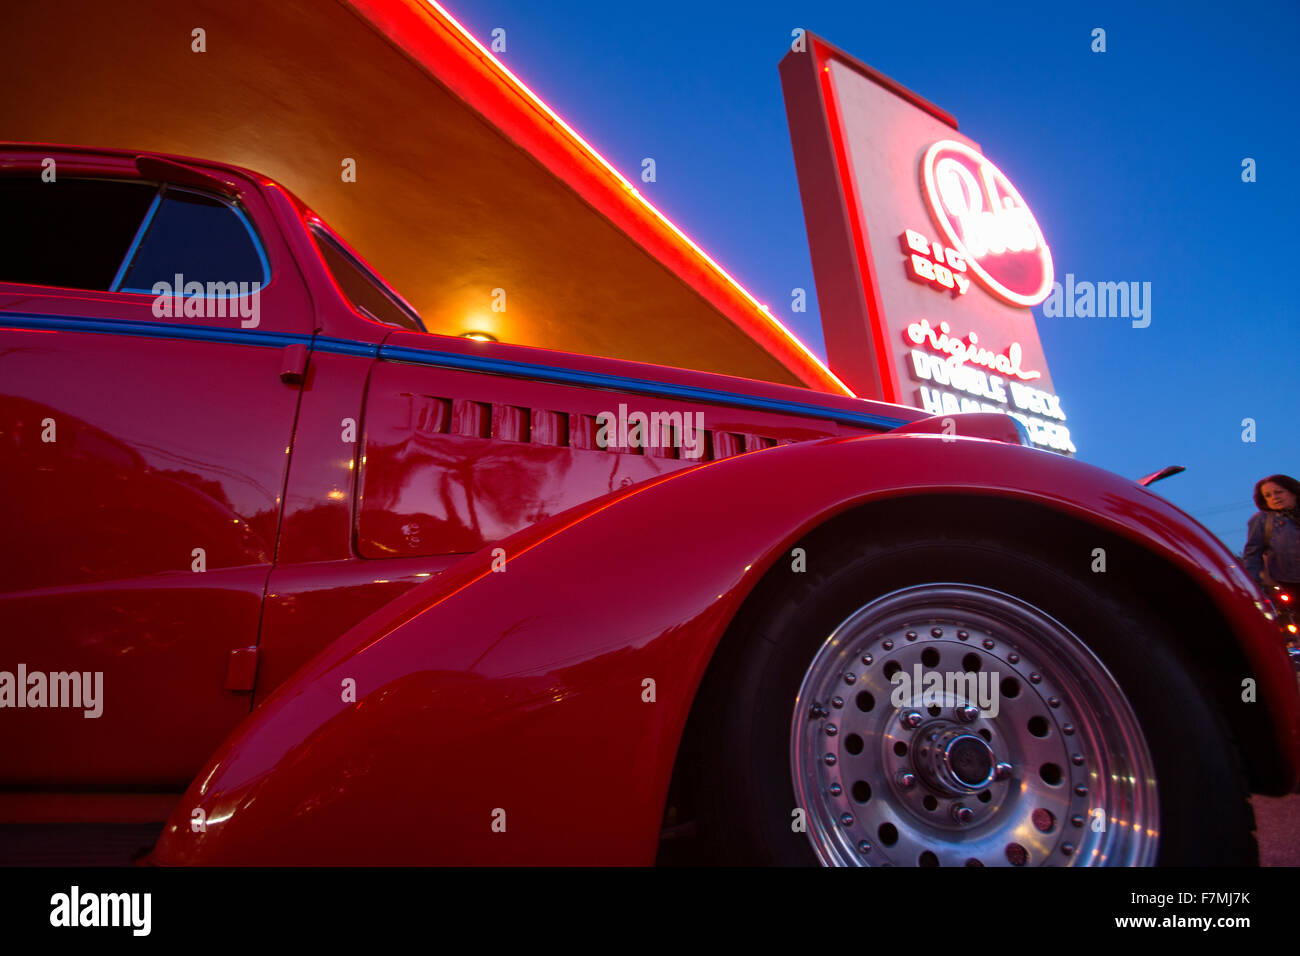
[781,36,1074,453]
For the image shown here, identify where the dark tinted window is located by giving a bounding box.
[0,178,156,289]
[119,189,265,292]
[311,225,423,332]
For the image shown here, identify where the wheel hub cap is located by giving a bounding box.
[918,726,997,793]
[789,584,1159,866]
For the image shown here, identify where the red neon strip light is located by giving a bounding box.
[409,0,854,397]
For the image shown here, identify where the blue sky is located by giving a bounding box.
[450,0,1298,551]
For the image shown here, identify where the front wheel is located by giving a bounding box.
[791,583,1155,866]
[691,533,1257,866]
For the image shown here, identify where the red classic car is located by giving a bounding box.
[1,143,1296,867]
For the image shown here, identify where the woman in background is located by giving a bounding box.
[1243,474,1300,592]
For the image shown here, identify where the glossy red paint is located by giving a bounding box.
[355,357,851,559]
[148,434,1300,865]
[256,555,463,701]
[0,144,907,807]
[1,148,312,787]
[4,145,1296,866]
[892,411,1026,445]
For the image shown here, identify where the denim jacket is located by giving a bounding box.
[1243,510,1300,585]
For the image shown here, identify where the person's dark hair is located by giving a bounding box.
[1253,474,1300,511]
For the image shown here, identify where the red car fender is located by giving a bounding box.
[151,433,1300,864]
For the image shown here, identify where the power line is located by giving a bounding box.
[1190,502,1256,519]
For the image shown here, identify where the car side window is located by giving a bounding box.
[117,188,268,293]
[310,223,424,332]
[0,176,268,295]
[0,177,157,290]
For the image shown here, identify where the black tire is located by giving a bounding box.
[690,528,1257,866]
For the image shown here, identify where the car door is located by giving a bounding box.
[0,153,312,788]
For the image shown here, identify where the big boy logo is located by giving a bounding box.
[920,140,1054,308]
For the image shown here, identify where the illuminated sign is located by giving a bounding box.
[781,37,1072,453]
[904,319,1074,453]
[920,140,1054,308]
[901,229,969,296]
[906,319,1039,381]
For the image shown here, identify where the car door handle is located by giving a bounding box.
[279,343,308,385]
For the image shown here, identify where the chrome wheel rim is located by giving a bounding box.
[790,584,1159,866]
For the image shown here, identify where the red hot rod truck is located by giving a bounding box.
[1,144,1297,867]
